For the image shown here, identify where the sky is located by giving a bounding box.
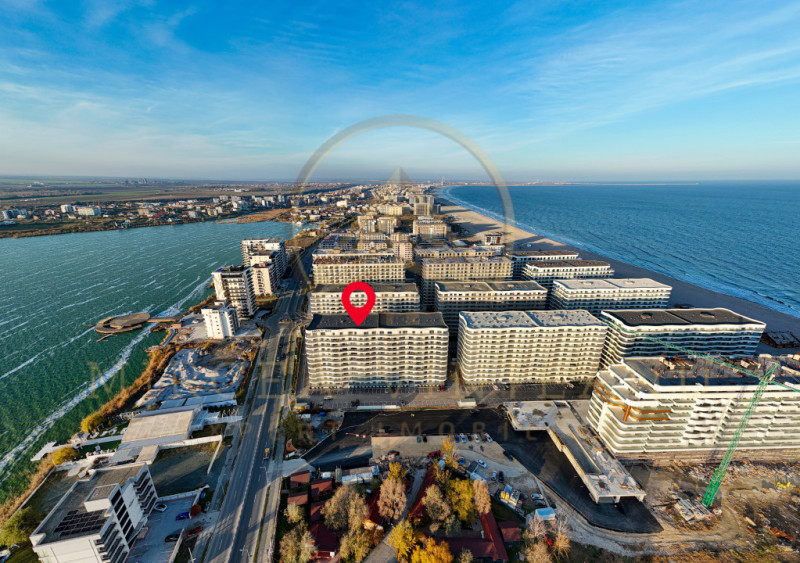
[1,0,800,181]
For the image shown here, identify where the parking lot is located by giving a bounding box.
[128,497,204,563]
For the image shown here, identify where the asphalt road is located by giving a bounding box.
[305,408,662,534]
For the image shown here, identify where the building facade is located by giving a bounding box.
[202,301,240,339]
[521,260,614,288]
[434,281,547,335]
[412,216,448,239]
[251,261,279,297]
[310,283,421,315]
[457,310,607,384]
[240,237,287,274]
[550,278,672,313]
[420,256,512,309]
[305,312,448,388]
[600,308,766,366]
[30,465,158,563]
[393,241,413,263]
[588,356,800,462]
[312,251,405,285]
[507,250,580,279]
[212,265,256,319]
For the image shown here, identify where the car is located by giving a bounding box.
[473,434,481,443]
[459,433,467,443]
[498,471,504,482]
[175,512,190,521]
[153,503,168,513]
[503,450,514,461]
[422,434,428,442]
[186,526,203,538]
[416,435,421,443]
[484,434,493,443]
[165,532,181,543]
[476,459,487,469]
[458,456,465,465]
[439,385,445,391]
[466,434,472,442]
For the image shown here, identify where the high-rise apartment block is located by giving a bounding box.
[550,278,672,313]
[412,216,448,239]
[507,250,580,278]
[305,313,448,388]
[251,262,280,297]
[434,281,547,334]
[377,203,406,216]
[588,356,800,462]
[600,308,766,366]
[420,256,512,309]
[30,465,157,563]
[212,265,256,319]
[312,251,405,284]
[522,260,614,288]
[457,310,607,384]
[376,216,398,234]
[240,237,287,275]
[202,301,240,338]
[393,241,413,263]
[310,283,420,315]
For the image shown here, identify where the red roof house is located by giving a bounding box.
[287,491,309,506]
[310,478,334,499]
[310,500,326,522]
[310,522,339,561]
[290,471,311,488]
[498,521,523,543]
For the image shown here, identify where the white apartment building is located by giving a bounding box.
[600,308,766,366]
[394,241,413,263]
[377,203,406,216]
[588,356,800,462]
[305,312,448,388]
[312,251,405,285]
[507,250,580,279]
[251,261,280,297]
[310,283,420,315]
[202,301,240,339]
[522,260,614,288]
[212,265,256,319]
[30,464,158,563]
[551,278,672,313]
[457,310,607,384]
[60,204,73,213]
[240,237,287,274]
[434,281,547,334]
[412,216,448,239]
[420,256,512,309]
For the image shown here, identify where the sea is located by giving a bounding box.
[440,181,800,319]
[0,220,298,500]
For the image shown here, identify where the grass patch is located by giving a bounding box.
[490,498,524,524]
[5,543,39,563]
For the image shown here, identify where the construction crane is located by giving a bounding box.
[601,320,800,507]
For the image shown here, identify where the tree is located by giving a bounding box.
[279,522,315,563]
[388,462,405,482]
[387,519,416,562]
[49,447,79,466]
[457,549,473,563]
[80,412,104,433]
[282,411,316,448]
[443,515,460,535]
[285,503,304,524]
[526,514,546,543]
[551,515,570,558]
[410,537,453,563]
[0,507,42,547]
[340,528,372,563]
[378,477,407,521]
[322,486,368,533]
[441,436,458,469]
[422,484,451,528]
[524,541,551,563]
[445,478,474,523]
[472,479,491,515]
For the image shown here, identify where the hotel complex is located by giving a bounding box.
[550,278,672,313]
[312,250,405,284]
[457,310,608,384]
[507,250,580,278]
[522,260,614,288]
[588,356,800,462]
[310,283,421,315]
[420,256,512,309]
[600,308,766,366]
[434,281,547,334]
[212,265,256,319]
[305,312,448,388]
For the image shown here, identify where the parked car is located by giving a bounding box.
[459,433,467,443]
[186,526,203,538]
[473,434,481,443]
[175,512,190,521]
[476,459,487,469]
[484,434,493,443]
[503,450,514,461]
[165,532,181,543]
[491,472,497,480]
[498,471,504,482]
[422,434,428,443]
[416,435,421,443]
[466,434,473,442]
[153,503,168,513]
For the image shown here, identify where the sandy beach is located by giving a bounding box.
[437,198,800,352]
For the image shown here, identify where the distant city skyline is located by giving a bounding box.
[2,1,800,181]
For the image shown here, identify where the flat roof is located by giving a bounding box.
[621,357,800,387]
[460,309,602,329]
[421,256,511,265]
[527,260,611,270]
[554,278,671,290]
[508,250,580,257]
[486,281,547,292]
[314,283,418,294]
[307,312,447,330]
[603,308,765,327]
[121,406,196,445]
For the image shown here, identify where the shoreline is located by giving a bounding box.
[436,195,800,349]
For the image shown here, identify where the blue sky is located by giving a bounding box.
[1,0,800,181]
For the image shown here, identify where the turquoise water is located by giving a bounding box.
[0,220,298,499]
[441,181,800,319]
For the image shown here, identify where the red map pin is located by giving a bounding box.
[341,281,376,326]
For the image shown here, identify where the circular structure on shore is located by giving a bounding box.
[95,312,151,334]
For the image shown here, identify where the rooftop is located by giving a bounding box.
[314,283,418,294]
[508,250,580,257]
[307,312,447,331]
[421,256,511,265]
[603,308,765,327]
[121,406,197,445]
[554,277,671,290]
[460,309,603,329]
[526,260,611,270]
[620,357,800,388]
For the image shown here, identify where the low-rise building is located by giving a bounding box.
[522,260,614,288]
[457,310,607,383]
[421,256,512,309]
[76,206,102,217]
[305,312,448,388]
[434,281,547,335]
[550,278,672,313]
[310,283,420,315]
[588,356,800,462]
[202,301,239,338]
[30,465,157,563]
[600,308,766,366]
[508,250,580,278]
[312,250,405,284]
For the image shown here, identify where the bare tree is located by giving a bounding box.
[285,503,304,524]
[423,484,452,525]
[551,515,570,558]
[322,486,369,533]
[526,514,546,543]
[457,549,474,563]
[524,541,551,563]
[379,477,407,521]
[472,479,491,515]
[280,521,315,563]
